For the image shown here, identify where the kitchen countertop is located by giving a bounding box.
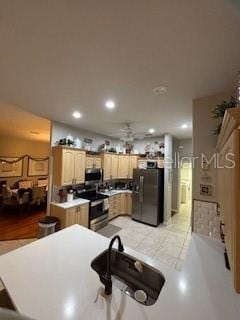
[50,190,132,209]
[0,225,239,320]
[51,198,89,209]
[100,189,132,196]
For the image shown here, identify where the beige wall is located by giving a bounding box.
[192,92,231,203]
[0,135,50,187]
[51,121,118,149]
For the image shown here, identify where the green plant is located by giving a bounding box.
[212,96,236,134]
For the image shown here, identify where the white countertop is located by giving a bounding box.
[51,190,132,209]
[0,226,239,320]
[100,189,132,196]
[51,198,89,209]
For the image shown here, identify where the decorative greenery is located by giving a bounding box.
[212,96,237,134]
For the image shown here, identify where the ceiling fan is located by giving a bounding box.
[116,122,153,143]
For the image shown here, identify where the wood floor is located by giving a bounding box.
[0,207,46,241]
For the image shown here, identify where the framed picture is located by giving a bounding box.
[0,157,23,178]
[28,158,49,177]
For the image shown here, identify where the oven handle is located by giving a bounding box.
[91,199,104,207]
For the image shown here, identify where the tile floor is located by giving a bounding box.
[0,238,36,291]
[111,203,192,271]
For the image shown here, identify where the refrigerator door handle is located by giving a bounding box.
[139,175,144,203]
[133,184,140,193]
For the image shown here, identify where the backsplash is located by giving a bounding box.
[193,199,220,240]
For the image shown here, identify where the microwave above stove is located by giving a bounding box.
[85,168,102,185]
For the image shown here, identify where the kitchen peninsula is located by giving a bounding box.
[0,225,239,320]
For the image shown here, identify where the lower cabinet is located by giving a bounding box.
[108,193,132,220]
[108,195,121,220]
[120,193,132,215]
[50,203,89,229]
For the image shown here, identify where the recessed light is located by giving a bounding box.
[181,124,188,129]
[148,128,155,134]
[105,100,115,110]
[153,86,167,95]
[72,111,82,119]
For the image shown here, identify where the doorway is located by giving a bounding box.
[0,104,51,240]
[178,162,192,219]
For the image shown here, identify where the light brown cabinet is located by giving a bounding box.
[111,155,119,179]
[102,153,119,180]
[86,156,102,169]
[52,147,86,186]
[118,155,130,179]
[50,203,89,229]
[108,194,121,220]
[120,193,132,215]
[217,108,240,293]
[129,155,138,178]
[102,153,139,180]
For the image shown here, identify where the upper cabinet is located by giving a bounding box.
[85,156,102,169]
[129,155,138,179]
[102,153,139,180]
[111,155,119,179]
[118,155,130,179]
[102,153,119,180]
[52,147,86,186]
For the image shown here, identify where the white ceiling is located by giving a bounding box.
[0,103,50,142]
[0,0,240,139]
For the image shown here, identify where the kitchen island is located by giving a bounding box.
[0,225,239,320]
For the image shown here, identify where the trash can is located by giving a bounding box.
[38,216,60,238]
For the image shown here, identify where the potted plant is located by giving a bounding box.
[212,96,236,134]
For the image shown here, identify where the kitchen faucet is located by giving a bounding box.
[104,235,124,295]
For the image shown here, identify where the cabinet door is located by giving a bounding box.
[118,156,130,179]
[66,207,77,227]
[86,157,94,169]
[62,149,75,186]
[129,156,138,179]
[75,204,89,228]
[120,193,127,214]
[126,194,132,215]
[94,157,102,169]
[111,155,119,179]
[103,154,112,180]
[74,151,86,184]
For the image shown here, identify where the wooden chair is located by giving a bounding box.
[1,186,18,212]
[18,180,33,189]
[31,186,47,206]
[1,187,31,214]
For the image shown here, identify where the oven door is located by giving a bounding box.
[90,200,108,231]
[85,169,102,185]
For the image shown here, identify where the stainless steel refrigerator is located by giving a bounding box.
[132,168,164,226]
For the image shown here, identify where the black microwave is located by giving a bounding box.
[147,160,157,169]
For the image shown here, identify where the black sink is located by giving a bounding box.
[91,249,165,306]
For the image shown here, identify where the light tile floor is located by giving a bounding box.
[0,238,36,291]
[111,203,192,271]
